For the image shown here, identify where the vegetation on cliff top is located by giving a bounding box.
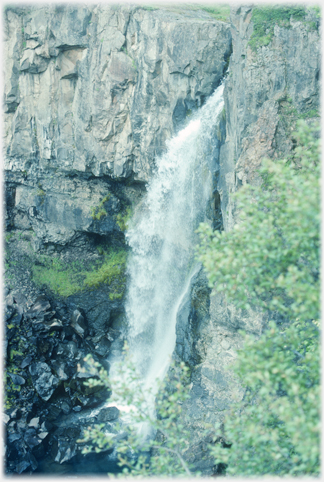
[143,4,231,22]
[249,5,320,52]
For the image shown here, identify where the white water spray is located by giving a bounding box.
[123,84,224,397]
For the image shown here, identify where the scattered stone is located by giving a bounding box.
[71,309,87,338]
[16,460,31,474]
[3,413,10,424]
[61,401,72,415]
[54,439,77,464]
[21,355,33,369]
[24,433,42,449]
[9,373,26,386]
[41,421,53,432]
[94,336,111,357]
[25,296,51,319]
[9,408,21,420]
[28,417,40,429]
[97,406,120,422]
[51,361,69,381]
[220,339,230,350]
[29,362,59,401]
[8,433,21,444]
[56,341,78,359]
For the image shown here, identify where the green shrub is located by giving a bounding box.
[84,249,127,292]
[200,5,231,22]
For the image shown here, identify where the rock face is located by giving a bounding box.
[4,3,320,477]
[218,5,320,230]
[4,4,231,252]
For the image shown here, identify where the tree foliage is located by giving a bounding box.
[197,120,320,476]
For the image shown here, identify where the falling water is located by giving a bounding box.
[124,84,225,396]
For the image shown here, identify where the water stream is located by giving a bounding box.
[123,84,225,398]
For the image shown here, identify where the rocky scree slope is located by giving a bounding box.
[3,4,231,475]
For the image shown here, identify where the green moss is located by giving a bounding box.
[9,349,24,360]
[115,206,133,232]
[91,194,111,220]
[32,247,128,298]
[32,257,84,297]
[84,249,127,291]
[141,5,158,11]
[249,6,310,52]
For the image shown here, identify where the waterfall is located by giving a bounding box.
[124,84,224,395]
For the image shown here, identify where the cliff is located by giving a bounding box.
[3,4,320,475]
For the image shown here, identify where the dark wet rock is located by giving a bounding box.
[200,366,228,389]
[9,373,26,386]
[97,406,119,422]
[21,355,33,368]
[24,432,42,449]
[93,336,111,357]
[61,401,72,415]
[9,408,21,420]
[5,305,15,322]
[56,341,79,360]
[47,403,63,421]
[8,432,22,444]
[54,438,77,464]
[51,361,70,381]
[12,291,28,314]
[29,362,60,401]
[16,454,38,473]
[16,460,32,474]
[71,309,87,339]
[25,295,51,319]
[41,420,53,432]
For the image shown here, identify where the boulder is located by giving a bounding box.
[97,406,119,422]
[29,362,59,401]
